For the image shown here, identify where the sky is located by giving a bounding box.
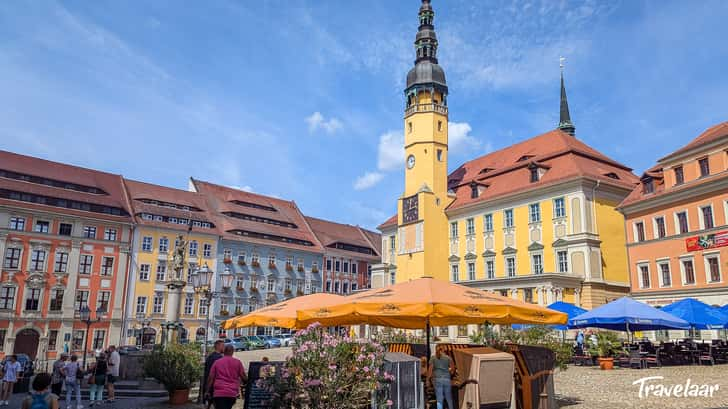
[1,0,727,230]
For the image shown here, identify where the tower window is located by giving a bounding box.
[437,149,443,162]
[408,122,413,133]
[437,121,442,132]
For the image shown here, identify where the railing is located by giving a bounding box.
[404,103,448,117]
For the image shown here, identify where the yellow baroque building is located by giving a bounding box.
[121,180,219,345]
[372,0,639,323]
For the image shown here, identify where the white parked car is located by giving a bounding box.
[275,333,294,346]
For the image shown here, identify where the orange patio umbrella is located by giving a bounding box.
[221,293,345,330]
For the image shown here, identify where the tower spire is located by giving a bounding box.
[405,0,447,94]
[558,57,576,136]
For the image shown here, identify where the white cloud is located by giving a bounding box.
[353,172,384,190]
[377,130,404,171]
[448,122,483,154]
[305,111,343,134]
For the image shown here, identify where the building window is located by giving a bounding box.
[658,262,671,287]
[9,216,25,231]
[75,290,89,311]
[83,226,97,239]
[655,217,666,239]
[101,257,114,276]
[438,326,449,337]
[203,243,212,258]
[92,330,106,350]
[48,330,58,351]
[189,241,198,257]
[524,288,533,303]
[59,223,72,236]
[699,157,710,177]
[79,255,93,275]
[635,222,645,242]
[553,198,566,218]
[532,254,543,274]
[136,297,147,315]
[334,260,340,272]
[198,299,207,316]
[104,228,117,241]
[676,211,689,234]
[706,256,721,283]
[151,292,164,314]
[184,295,194,315]
[49,288,64,311]
[159,237,169,253]
[486,260,495,279]
[529,203,541,223]
[457,325,468,337]
[465,218,475,235]
[530,167,539,183]
[25,288,41,311]
[557,251,568,273]
[269,254,276,267]
[96,291,110,312]
[343,261,349,273]
[674,166,684,185]
[470,184,479,199]
[643,178,654,194]
[35,220,49,233]
[72,330,84,351]
[701,206,714,229]
[53,252,69,273]
[467,262,476,281]
[450,222,458,238]
[326,280,332,292]
[352,263,358,275]
[506,257,516,277]
[326,259,332,271]
[451,264,459,282]
[437,149,443,161]
[142,237,153,252]
[267,279,275,292]
[682,259,695,285]
[484,214,493,232]
[504,209,514,228]
[0,287,16,310]
[155,264,167,281]
[139,264,150,281]
[3,248,21,269]
[639,264,650,289]
[30,249,46,271]
[334,281,340,293]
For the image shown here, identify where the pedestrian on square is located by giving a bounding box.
[87,354,108,406]
[0,354,23,406]
[105,346,120,403]
[206,345,247,409]
[51,353,68,397]
[61,355,82,409]
[21,372,59,409]
[428,345,455,409]
[203,340,225,409]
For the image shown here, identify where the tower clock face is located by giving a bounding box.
[406,154,416,169]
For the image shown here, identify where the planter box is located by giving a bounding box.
[380,352,423,409]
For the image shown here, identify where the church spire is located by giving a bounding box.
[558,57,575,136]
[405,0,447,95]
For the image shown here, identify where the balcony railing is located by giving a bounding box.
[404,103,448,117]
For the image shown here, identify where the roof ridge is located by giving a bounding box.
[0,149,123,178]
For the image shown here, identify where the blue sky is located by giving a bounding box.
[1,1,727,230]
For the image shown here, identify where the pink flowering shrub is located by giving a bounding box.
[261,322,394,408]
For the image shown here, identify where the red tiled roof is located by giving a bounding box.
[378,214,398,230]
[124,179,219,233]
[305,216,381,259]
[191,179,323,252]
[0,150,132,222]
[659,121,728,161]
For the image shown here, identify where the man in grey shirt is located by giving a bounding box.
[106,345,121,403]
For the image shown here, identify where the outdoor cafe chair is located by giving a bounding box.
[699,344,715,366]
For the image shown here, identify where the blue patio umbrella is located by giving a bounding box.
[661,298,728,330]
[512,301,588,331]
[569,297,690,331]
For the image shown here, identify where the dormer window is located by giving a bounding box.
[518,155,534,162]
[479,168,494,174]
[470,182,479,199]
[604,172,620,180]
[642,178,654,194]
[530,167,539,183]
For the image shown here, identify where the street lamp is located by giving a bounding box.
[192,263,233,402]
[80,305,103,370]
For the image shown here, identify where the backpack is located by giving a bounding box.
[30,393,50,409]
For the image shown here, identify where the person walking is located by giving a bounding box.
[61,355,82,409]
[21,372,60,409]
[428,345,455,409]
[206,345,247,409]
[203,340,224,409]
[0,354,23,406]
[87,354,107,406]
[51,354,68,397]
[105,346,120,403]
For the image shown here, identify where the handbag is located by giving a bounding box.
[75,364,84,380]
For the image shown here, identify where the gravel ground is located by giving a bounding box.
[555,365,728,409]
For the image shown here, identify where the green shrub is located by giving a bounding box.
[143,343,202,393]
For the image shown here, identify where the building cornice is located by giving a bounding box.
[460,273,584,288]
[619,174,728,215]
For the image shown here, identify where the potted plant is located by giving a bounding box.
[268,261,276,269]
[235,307,243,315]
[250,286,259,294]
[296,289,304,297]
[311,266,319,273]
[285,264,294,272]
[223,257,232,264]
[251,260,260,268]
[589,332,621,370]
[297,265,305,273]
[236,284,245,292]
[219,309,229,317]
[284,289,292,297]
[144,344,202,405]
[237,259,246,266]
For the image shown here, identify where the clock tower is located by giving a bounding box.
[395,0,451,282]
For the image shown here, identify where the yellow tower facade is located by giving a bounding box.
[395,0,451,282]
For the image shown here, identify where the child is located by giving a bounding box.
[22,372,60,409]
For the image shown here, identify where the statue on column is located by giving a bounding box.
[171,235,188,280]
